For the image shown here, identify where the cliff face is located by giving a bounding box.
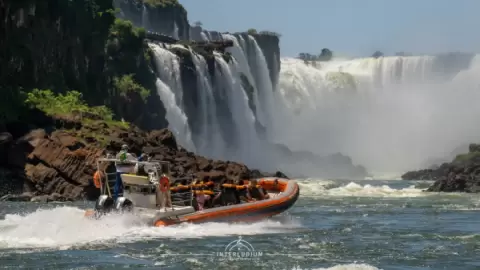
[0,112,284,201]
[114,0,189,40]
[0,0,167,131]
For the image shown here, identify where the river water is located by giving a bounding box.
[0,179,479,270]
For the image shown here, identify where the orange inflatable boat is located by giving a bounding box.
[84,157,300,227]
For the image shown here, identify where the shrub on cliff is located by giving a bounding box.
[247,28,258,35]
[105,19,156,104]
[113,75,150,102]
[24,89,120,125]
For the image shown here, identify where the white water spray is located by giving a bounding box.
[276,54,480,173]
[149,43,195,151]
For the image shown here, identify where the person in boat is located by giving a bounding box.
[247,179,265,201]
[156,163,173,209]
[235,178,249,203]
[195,190,211,211]
[113,144,137,200]
[221,179,241,205]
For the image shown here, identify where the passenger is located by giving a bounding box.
[195,190,211,211]
[247,179,265,201]
[113,144,137,200]
[211,182,224,207]
[220,179,240,205]
[134,153,150,176]
[235,179,249,203]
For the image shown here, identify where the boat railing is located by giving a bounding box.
[96,156,196,208]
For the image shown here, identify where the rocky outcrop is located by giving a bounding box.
[0,113,285,202]
[114,0,189,40]
[402,143,480,192]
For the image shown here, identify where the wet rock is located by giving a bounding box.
[1,192,34,202]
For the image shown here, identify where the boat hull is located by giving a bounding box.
[84,177,300,226]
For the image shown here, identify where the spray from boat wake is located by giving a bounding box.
[0,206,301,250]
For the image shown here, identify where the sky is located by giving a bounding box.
[179,0,480,58]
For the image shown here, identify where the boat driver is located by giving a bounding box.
[113,144,137,200]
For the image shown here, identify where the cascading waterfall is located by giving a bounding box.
[188,49,226,159]
[213,52,263,165]
[148,43,196,152]
[141,5,150,31]
[276,54,480,174]
[148,26,480,177]
[222,34,266,127]
[172,22,179,39]
[247,35,276,135]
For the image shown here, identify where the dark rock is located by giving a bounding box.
[1,192,34,202]
[0,116,282,201]
[404,143,480,192]
[0,132,13,165]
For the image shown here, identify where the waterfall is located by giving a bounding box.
[172,22,179,39]
[222,34,265,127]
[147,26,480,177]
[188,50,226,159]
[149,43,195,152]
[276,54,480,173]
[213,52,262,165]
[141,5,150,31]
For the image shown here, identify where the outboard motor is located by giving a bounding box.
[94,195,115,218]
[114,196,134,213]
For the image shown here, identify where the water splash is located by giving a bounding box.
[0,206,301,249]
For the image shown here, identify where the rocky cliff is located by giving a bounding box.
[0,107,286,202]
[114,0,189,40]
[402,143,480,193]
[0,0,167,131]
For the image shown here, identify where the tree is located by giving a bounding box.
[318,48,333,61]
[247,28,257,35]
[372,51,384,58]
[194,21,202,27]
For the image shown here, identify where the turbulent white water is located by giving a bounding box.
[275,55,480,173]
[0,180,430,250]
[0,206,299,249]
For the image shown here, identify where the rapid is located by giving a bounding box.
[1,179,480,269]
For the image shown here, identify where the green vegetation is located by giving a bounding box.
[247,28,258,35]
[222,52,233,63]
[143,0,182,8]
[298,48,333,62]
[454,152,480,163]
[113,75,150,102]
[0,0,159,129]
[25,89,128,128]
[372,51,384,58]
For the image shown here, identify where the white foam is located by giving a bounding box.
[293,263,381,270]
[297,179,425,198]
[0,206,301,249]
